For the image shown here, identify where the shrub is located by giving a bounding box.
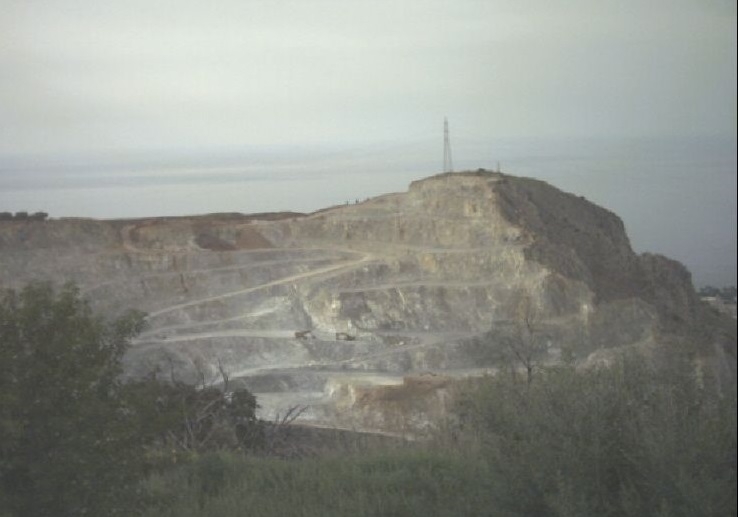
[0,282,267,515]
[122,378,265,462]
[0,282,146,516]
[452,353,737,517]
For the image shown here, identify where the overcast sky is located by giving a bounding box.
[1,1,736,286]
[1,0,735,156]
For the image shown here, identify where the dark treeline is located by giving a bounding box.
[0,212,48,222]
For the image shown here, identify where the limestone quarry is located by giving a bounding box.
[1,171,734,434]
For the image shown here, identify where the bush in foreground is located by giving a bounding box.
[454,353,737,517]
[0,282,265,516]
[0,282,146,516]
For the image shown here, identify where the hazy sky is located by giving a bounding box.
[0,1,736,286]
[1,0,735,155]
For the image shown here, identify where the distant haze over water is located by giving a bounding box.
[1,135,735,288]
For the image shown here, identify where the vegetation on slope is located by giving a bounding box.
[0,281,735,516]
[142,350,736,517]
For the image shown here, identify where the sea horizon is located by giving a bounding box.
[1,135,735,287]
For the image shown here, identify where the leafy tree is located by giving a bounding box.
[0,282,268,515]
[0,282,145,516]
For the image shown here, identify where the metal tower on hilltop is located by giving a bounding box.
[443,117,454,173]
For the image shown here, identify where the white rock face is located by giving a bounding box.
[0,171,719,433]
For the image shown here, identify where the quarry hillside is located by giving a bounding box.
[1,171,735,434]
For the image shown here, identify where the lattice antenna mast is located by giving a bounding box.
[443,117,454,173]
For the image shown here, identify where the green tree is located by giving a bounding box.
[0,282,145,516]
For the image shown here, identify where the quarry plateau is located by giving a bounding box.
[1,171,735,434]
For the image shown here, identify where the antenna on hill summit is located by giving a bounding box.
[443,117,454,173]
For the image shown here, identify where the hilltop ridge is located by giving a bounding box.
[1,171,734,433]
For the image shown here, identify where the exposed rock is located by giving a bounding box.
[0,171,734,434]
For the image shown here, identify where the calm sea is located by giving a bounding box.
[0,136,735,287]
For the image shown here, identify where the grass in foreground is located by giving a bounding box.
[141,448,494,517]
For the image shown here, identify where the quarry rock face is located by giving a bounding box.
[0,172,732,434]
